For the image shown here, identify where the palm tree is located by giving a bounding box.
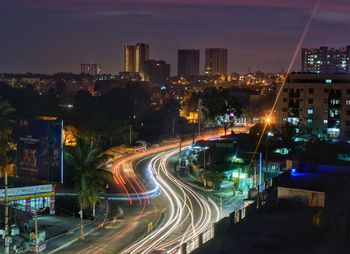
[64,138,109,239]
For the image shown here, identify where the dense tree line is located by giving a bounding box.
[0,82,192,147]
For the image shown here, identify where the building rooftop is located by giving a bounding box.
[195,205,324,254]
[278,165,350,194]
[195,165,350,254]
[0,176,51,189]
[287,73,350,84]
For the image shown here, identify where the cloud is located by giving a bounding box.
[6,0,350,14]
[315,11,350,23]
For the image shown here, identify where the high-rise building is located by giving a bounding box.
[124,45,136,72]
[178,49,200,77]
[144,60,170,84]
[135,43,149,79]
[81,63,101,76]
[124,43,149,79]
[301,46,350,74]
[205,48,228,76]
[276,73,350,141]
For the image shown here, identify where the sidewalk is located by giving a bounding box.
[0,215,102,254]
[41,215,102,254]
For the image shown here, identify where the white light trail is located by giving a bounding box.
[122,148,220,254]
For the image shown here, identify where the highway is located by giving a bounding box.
[121,148,220,254]
[57,128,246,253]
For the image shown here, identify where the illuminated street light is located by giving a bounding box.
[266,116,272,124]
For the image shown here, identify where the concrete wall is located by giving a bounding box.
[277,186,325,208]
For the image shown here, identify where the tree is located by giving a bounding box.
[64,138,109,239]
[0,97,15,145]
[201,89,241,135]
[202,170,225,190]
[274,123,298,153]
[182,92,201,113]
[0,97,15,169]
[106,119,137,146]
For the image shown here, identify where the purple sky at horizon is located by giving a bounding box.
[1,0,350,75]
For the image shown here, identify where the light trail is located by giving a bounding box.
[108,129,222,204]
[122,148,220,254]
[74,208,154,254]
[250,0,321,164]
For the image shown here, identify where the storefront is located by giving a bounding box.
[0,184,55,214]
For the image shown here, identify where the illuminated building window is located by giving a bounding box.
[307,108,314,115]
[307,119,313,124]
[346,99,350,105]
[330,109,341,117]
[323,120,328,124]
[330,99,340,105]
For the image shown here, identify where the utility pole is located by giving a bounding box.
[192,122,196,144]
[198,99,201,137]
[4,171,9,254]
[253,162,257,189]
[129,124,132,145]
[266,134,269,173]
[34,194,39,252]
[259,152,262,192]
[203,149,206,171]
[238,167,241,194]
[178,138,182,173]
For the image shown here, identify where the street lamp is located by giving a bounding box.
[265,120,273,175]
[266,116,271,124]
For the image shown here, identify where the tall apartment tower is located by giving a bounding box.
[205,48,228,76]
[81,63,101,76]
[144,60,171,84]
[301,46,350,74]
[124,45,136,72]
[135,43,149,79]
[177,49,200,77]
[124,43,149,80]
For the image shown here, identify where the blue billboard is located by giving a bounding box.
[17,120,63,183]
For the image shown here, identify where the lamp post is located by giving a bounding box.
[265,117,272,175]
[4,170,9,254]
[34,194,39,253]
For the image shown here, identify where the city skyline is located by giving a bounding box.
[2,0,350,74]
[2,1,350,253]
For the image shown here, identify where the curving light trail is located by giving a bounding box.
[108,127,230,205]
[122,148,220,254]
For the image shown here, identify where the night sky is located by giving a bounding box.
[2,0,350,75]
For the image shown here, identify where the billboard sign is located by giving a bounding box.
[17,120,63,183]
